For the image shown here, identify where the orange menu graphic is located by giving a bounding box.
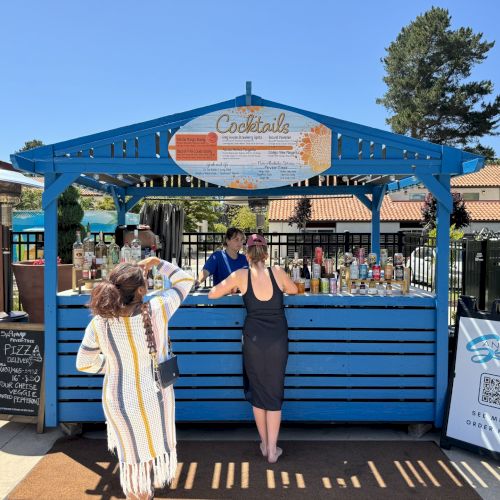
[172,133,218,161]
[169,132,294,161]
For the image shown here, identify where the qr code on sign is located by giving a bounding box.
[479,373,500,409]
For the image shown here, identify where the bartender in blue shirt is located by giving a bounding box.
[196,227,248,287]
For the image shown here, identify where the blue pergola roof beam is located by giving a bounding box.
[47,158,443,176]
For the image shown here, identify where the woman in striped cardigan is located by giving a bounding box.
[76,256,194,500]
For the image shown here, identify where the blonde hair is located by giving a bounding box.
[246,245,268,264]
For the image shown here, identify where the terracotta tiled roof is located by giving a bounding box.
[451,164,500,187]
[269,196,500,223]
[465,201,500,221]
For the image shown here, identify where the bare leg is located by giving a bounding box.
[266,410,283,463]
[253,406,268,456]
[126,465,152,500]
[127,492,151,500]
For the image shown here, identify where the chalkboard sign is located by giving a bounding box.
[0,323,44,425]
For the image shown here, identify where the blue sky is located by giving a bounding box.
[1,0,499,163]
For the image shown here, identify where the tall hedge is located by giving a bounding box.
[58,186,84,264]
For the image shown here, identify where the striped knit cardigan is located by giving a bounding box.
[76,260,194,497]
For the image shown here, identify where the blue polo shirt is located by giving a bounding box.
[203,250,248,285]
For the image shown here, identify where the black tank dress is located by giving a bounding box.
[242,267,288,411]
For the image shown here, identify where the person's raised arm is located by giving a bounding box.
[208,271,241,299]
[139,256,194,316]
[276,266,298,295]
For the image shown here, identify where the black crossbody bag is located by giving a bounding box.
[142,303,179,389]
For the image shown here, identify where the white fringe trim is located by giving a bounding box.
[106,422,118,454]
[119,450,177,497]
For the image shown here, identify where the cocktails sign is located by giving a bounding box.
[168,106,332,190]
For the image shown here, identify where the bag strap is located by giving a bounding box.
[142,302,174,361]
[142,302,159,368]
[221,250,233,276]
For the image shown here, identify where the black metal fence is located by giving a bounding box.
[462,238,500,312]
[10,230,468,327]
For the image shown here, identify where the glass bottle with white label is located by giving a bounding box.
[83,223,95,267]
[95,232,107,271]
[72,231,84,270]
[130,229,142,264]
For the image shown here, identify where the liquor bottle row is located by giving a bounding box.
[72,225,156,280]
[281,246,410,295]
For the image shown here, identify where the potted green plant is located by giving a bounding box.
[13,186,84,323]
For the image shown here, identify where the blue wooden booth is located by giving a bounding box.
[12,85,484,428]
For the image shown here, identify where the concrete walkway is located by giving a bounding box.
[1,420,499,499]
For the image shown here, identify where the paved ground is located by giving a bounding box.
[1,420,499,500]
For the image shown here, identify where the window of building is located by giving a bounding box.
[409,193,426,201]
[462,192,480,201]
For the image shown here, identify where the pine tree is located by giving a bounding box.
[288,197,312,232]
[377,7,499,159]
[58,186,84,263]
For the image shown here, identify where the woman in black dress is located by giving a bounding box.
[209,234,297,463]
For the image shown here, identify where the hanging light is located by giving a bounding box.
[342,176,348,182]
[140,175,146,183]
[93,174,100,180]
[117,174,124,181]
[186,176,192,183]
[389,175,396,182]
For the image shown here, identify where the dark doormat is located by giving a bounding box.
[9,438,482,499]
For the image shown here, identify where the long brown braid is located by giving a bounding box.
[141,302,158,368]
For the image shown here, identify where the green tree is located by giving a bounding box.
[95,195,116,211]
[213,223,228,234]
[15,139,45,209]
[79,195,96,210]
[15,188,42,210]
[181,199,220,231]
[230,206,257,232]
[377,7,499,159]
[135,198,220,232]
[58,186,85,263]
[18,139,44,152]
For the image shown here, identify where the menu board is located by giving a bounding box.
[0,323,44,417]
[441,302,500,459]
[168,106,332,190]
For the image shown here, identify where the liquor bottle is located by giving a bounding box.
[292,252,301,282]
[130,229,142,264]
[100,259,109,279]
[108,237,120,268]
[95,232,107,271]
[120,242,132,263]
[273,250,280,267]
[147,269,154,290]
[172,257,178,267]
[284,257,290,276]
[302,257,311,291]
[153,268,164,290]
[90,257,98,279]
[83,223,95,267]
[72,231,84,270]
[82,260,91,280]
